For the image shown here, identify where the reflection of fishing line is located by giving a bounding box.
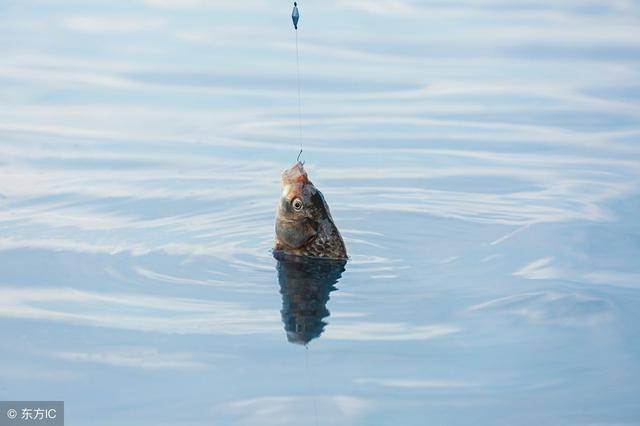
[305,346,319,426]
[295,29,303,150]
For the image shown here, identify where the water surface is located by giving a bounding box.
[1,1,640,425]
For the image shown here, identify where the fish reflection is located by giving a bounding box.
[275,252,346,345]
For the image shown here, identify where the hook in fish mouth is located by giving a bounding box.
[296,149,305,165]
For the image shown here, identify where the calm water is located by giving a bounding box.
[1,1,640,425]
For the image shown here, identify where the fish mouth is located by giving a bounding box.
[281,161,308,186]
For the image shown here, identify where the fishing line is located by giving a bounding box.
[295,27,303,152]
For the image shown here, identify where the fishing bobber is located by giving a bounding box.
[292,2,300,29]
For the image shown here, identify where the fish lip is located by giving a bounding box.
[281,161,309,185]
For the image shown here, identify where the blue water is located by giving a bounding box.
[1,1,640,425]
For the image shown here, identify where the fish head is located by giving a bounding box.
[275,162,325,250]
[275,161,347,259]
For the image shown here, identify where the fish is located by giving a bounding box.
[274,161,348,259]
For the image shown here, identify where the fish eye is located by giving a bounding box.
[291,198,303,211]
